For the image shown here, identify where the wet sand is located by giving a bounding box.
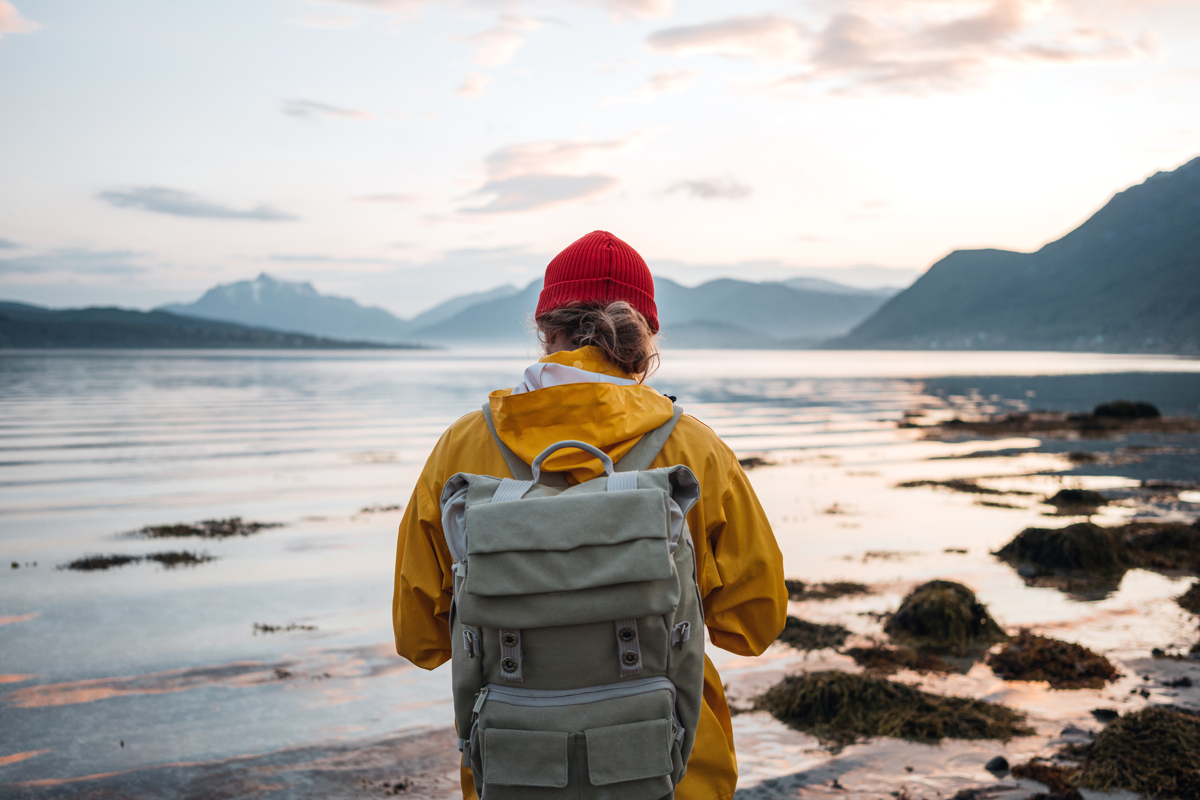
[3,352,1199,799]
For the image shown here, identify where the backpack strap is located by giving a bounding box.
[481,403,569,488]
[481,401,682,483]
[614,404,683,473]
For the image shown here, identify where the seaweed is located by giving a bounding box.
[776,616,850,650]
[1124,522,1200,573]
[1094,400,1160,419]
[884,580,1008,654]
[896,479,1033,496]
[784,579,871,601]
[1012,760,1078,793]
[737,456,771,470]
[845,644,953,675]
[1077,706,1200,799]
[143,551,215,568]
[1045,489,1108,512]
[995,523,1126,575]
[60,553,142,571]
[136,517,281,539]
[755,671,1033,747]
[253,622,318,634]
[1177,581,1200,614]
[59,551,215,571]
[986,630,1118,689]
[916,406,1198,439]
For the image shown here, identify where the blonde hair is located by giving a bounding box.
[536,301,659,381]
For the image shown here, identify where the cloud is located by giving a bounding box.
[602,70,696,105]
[0,2,39,38]
[316,0,433,14]
[98,187,299,221]
[282,99,375,120]
[0,248,147,276]
[465,15,541,67]
[647,16,806,61]
[483,137,635,181]
[650,1,1155,94]
[0,238,20,249]
[667,176,752,200]
[463,174,618,214]
[455,72,492,99]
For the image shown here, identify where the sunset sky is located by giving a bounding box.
[2,0,1198,315]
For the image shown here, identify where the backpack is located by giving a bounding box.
[439,403,706,800]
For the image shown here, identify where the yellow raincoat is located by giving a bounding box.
[392,346,787,800]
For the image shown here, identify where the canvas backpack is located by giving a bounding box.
[439,403,706,800]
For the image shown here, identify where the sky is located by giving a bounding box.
[1,0,1199,317]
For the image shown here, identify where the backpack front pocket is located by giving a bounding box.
[483,728,568,788]
[472,678,682,799]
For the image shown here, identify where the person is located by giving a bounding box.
[392,230,787,800]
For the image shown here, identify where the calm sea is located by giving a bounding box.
[2,349,1199,786]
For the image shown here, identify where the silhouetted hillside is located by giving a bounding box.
[838,156,1200,353]
[0,302,419,349]
[411,277,892,347]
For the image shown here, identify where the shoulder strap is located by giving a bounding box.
[481,403,568,488]
[481,401,682,482]
[614,404,683,473]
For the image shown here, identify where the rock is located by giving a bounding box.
[984,755,1010,775]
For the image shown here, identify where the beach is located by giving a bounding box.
[2,349,1199,799]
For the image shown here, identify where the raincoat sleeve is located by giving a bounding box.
[392,437,456,670]
[691,450,788,657]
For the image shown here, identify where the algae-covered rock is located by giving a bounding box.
[776,616,850,650]
[994,523,1126,575]
[1045,489,1108,511]
[884,580,1008,653]
[1093,400,1160,419]
[1125,522,1200,573]
[1178,581,1200,614]
[1078,706,1200,799]
[986,630,1119,689]
[756,670,1032,746]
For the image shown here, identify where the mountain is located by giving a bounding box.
[407,284,520,329]
[838,156,1200,353]
[0,302,416,349]
[408,276,892,347]
[160,273,415,343]
[782,277,898,298]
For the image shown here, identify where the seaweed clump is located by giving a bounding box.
[1012,760,1083,800]
[1045,489,1108,513]
[884,581,1008,654]
[896,479,1031,496]
[137,517,281,539]
[1094,400,1160,419]
[986,630,1119,689]
[784,579,871,601]
[756,671,1032,746]
[1077,706,1200,799]
[845,644,952,675]
[776,616,850,651]
[1178,581,1200,614]
[60,553,142,571]
[59,551,215,571]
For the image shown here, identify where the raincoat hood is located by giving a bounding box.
[487,345,674,482]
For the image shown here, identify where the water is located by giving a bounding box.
[2,349,1199,795]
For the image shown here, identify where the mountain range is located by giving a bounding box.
[159,273,896,348]
[837,156,1200,353]
[0,301,415,349]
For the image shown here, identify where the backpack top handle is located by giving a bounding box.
[529,440,614,484]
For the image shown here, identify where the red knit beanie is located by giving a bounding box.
[535,230,659,333]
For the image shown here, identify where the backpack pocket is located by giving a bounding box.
[471,678,682,800]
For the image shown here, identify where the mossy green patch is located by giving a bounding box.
[756,671,1033,747]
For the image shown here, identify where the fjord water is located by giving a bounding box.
[2,349,1199,791]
